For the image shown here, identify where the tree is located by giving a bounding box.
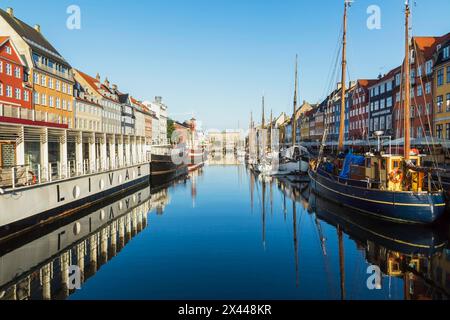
[167,119,176,144]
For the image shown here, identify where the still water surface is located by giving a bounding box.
[1,163,450,300]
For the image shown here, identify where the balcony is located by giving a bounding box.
[35,61,73,82]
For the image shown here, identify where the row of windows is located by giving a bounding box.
[370,81,394,97]
[350,106,369,117]
[75,118,101,131]
[436,93,450,113]
[370,97,393,112]
[436,66,450,87]
[0,84,29,101]
[436,123,450,139]
[370,115,393,132]
[0,61,21,78]
[33,72,72,95]
[350,119,369,131]
[33,92,72,111]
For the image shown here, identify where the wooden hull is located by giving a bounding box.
[309,169,447,225]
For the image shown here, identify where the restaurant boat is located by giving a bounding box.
[309,0,447,225]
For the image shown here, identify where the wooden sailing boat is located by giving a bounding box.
[260,55,311,176]
[309,0,446,225]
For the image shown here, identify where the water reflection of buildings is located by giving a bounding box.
[255,171,450,300]
[0,184,170,300]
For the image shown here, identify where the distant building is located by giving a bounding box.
[348,79,376,141]
[144,96,168,145]
[434,37,450,139]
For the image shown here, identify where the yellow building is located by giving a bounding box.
[0,8,74,128]
[434,39,450,140]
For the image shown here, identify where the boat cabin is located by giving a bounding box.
[350,154,424,192]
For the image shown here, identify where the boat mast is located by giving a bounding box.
[404,1,411,160]
[293,54,299,147]
[338,0,349,153]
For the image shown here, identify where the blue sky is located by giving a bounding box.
[3,0,450,129]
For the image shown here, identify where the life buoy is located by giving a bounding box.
[28,171,37,185]
[389,168,403,184]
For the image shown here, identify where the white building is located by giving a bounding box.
[143,96,168,145]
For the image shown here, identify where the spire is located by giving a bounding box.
[262,96,265,130]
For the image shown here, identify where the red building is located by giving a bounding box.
[349,79,377,141]
[0,36,32,119]
[394,33,450,140]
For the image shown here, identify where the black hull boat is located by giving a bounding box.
[150,153,188,187]
[309,168,447,225]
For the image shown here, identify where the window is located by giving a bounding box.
[48,78,53,89]
[417,65,423,77]
[447,66,450,84]
[426,60,433,75]
[411,105,415,118]
[370,118,374,131]
[447,124,450,140]
[14,66,20,78]
[437,124,443,139]
[6,63,12,76]
[56,80,61,91]
[380,116,385,130]
[417,85,423,97]
[437,96,444,113]
[62,83,67,94]
[68,101,72,111]
[395,74,401,86]
[425,82,432,94]
[426,103,431,115]
[387,81,393,91]
[374,87,379,96]
[380,84,385,94]
[5,46,11,54]
[0,83,3,95]
[15,88,21,100]
[6,85,12,97]
[33,73,39,84]
[410,88,415,98]
[56,97,61,109]
[444,46,450,60]
[62,99,67,110]
[34,92,39,104]
[447,93,450,112]
[438,68,444,86]
[396,92,401,102]
[386,115,392,130]
[374,117,379,131]
[49,96,54,107]
[41,93,46,106]
[380,99,385,109]
[375,101,379,111]
[41,75,46,87]
[386,97,393,108]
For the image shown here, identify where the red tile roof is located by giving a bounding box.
[75,69,118,102]
[414,33,450,59]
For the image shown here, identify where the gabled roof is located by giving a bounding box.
[0,8,70,67]
[75,69,119,102]
[0,36,26,66]
[414,33,450,59]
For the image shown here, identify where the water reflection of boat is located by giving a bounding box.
[308,190,447,256]
[276,175,450,299]
[0,184,155,300]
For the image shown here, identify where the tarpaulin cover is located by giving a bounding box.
[339,152,365,179]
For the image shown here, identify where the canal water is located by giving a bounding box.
[1,160,450,300]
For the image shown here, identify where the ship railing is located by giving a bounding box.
[0,155,149,191]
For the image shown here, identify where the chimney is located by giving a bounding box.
[34,24,41,33]
[6,8,14,17]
